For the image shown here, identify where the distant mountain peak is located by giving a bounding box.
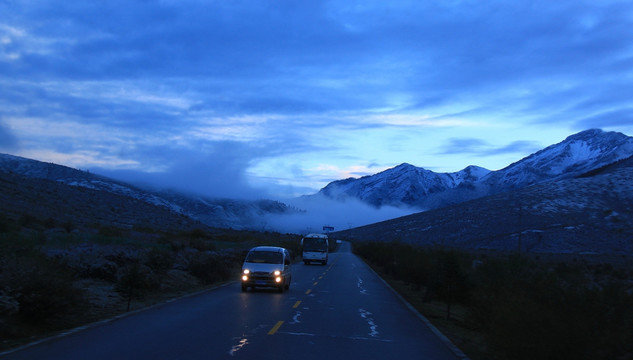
[461,165,490,173]
[394,162,415,169]
[560,130,633,155]
[566,128,604,139]
[506,129,633,179]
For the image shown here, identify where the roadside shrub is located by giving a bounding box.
[354,241,471,306]
[432,250,470,319]
[188,237,217,252]
[144,248,174,275]
[187,253,234,285]
[18,213,38,228]
[15,260,82,324]
[188,228,209,239]
[62,221,74,233]
[98,226,125,238]
[0,235,84,327]
[44,217,56,229]
[116,263,150,312]
[0,214,16,233]
[468,257,633,360]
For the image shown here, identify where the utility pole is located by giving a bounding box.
[517,199,522,256]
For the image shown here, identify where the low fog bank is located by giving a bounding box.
[89,142,274,200]
[263,194,420,234]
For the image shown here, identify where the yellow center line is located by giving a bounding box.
[293,300,301,309]
[313,281,318,286]
[268,321,284,335]
[305,289,312,295]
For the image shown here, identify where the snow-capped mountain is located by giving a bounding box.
[3,129,631,233]
[482,129,633,190]
[319,162,490,208]
[333,156,633,255]
[317,129,633,209]
[0,153,185,213]
[0,153,294,230]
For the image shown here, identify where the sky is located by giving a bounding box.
[1,0,633,201]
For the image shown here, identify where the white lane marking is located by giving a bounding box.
[357,276,368,295]
[278,331,392,342]
[359,308,379,337]
[227,324,266,356]
[229,338,248,356]
[290,310,302,324]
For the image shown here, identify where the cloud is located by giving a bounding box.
[439,138,489,154]
[2,0,633,200]
[576,108,633,129]
[2,0,624,120]
[484,141,542,156]
[439,138,541,157]
[92,141,268,199]
[4,1,632,127]
[263,194,417,234]
[0,119,18,150]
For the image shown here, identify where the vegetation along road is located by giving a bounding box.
[1,242,465,360]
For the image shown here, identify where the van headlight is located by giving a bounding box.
[243,269,250,275]
[273,270,281,276]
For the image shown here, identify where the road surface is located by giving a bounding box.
[2,242,466,359]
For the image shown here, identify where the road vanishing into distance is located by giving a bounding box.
[2,242,466,360]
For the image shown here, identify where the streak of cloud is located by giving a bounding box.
[439,138,541,157]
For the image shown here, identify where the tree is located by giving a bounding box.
[434,250,469,320]
[116,263,147,312]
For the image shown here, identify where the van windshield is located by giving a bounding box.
[245,251,283,264]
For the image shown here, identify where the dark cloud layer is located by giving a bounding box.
[4,1,631,120]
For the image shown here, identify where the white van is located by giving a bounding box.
[241,246,292,293]
[301,233,329,265]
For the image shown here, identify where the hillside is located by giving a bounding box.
[0,170,205,233]
[2,129,633,238]
[0,153,296,231]
[333,157,633,256]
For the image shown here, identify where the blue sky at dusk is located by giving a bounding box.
[1,0,632,199]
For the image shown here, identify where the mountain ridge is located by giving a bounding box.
[2,128,632,240]
[316,129,633,210]
[332,156,633,255]
[0,153,296,231]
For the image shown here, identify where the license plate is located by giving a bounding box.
[256,281,267,285]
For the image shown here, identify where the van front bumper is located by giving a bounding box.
[241,272,283,288]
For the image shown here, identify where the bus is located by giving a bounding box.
[301,233,329,265]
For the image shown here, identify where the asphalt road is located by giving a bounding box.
[2,242,466,360]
